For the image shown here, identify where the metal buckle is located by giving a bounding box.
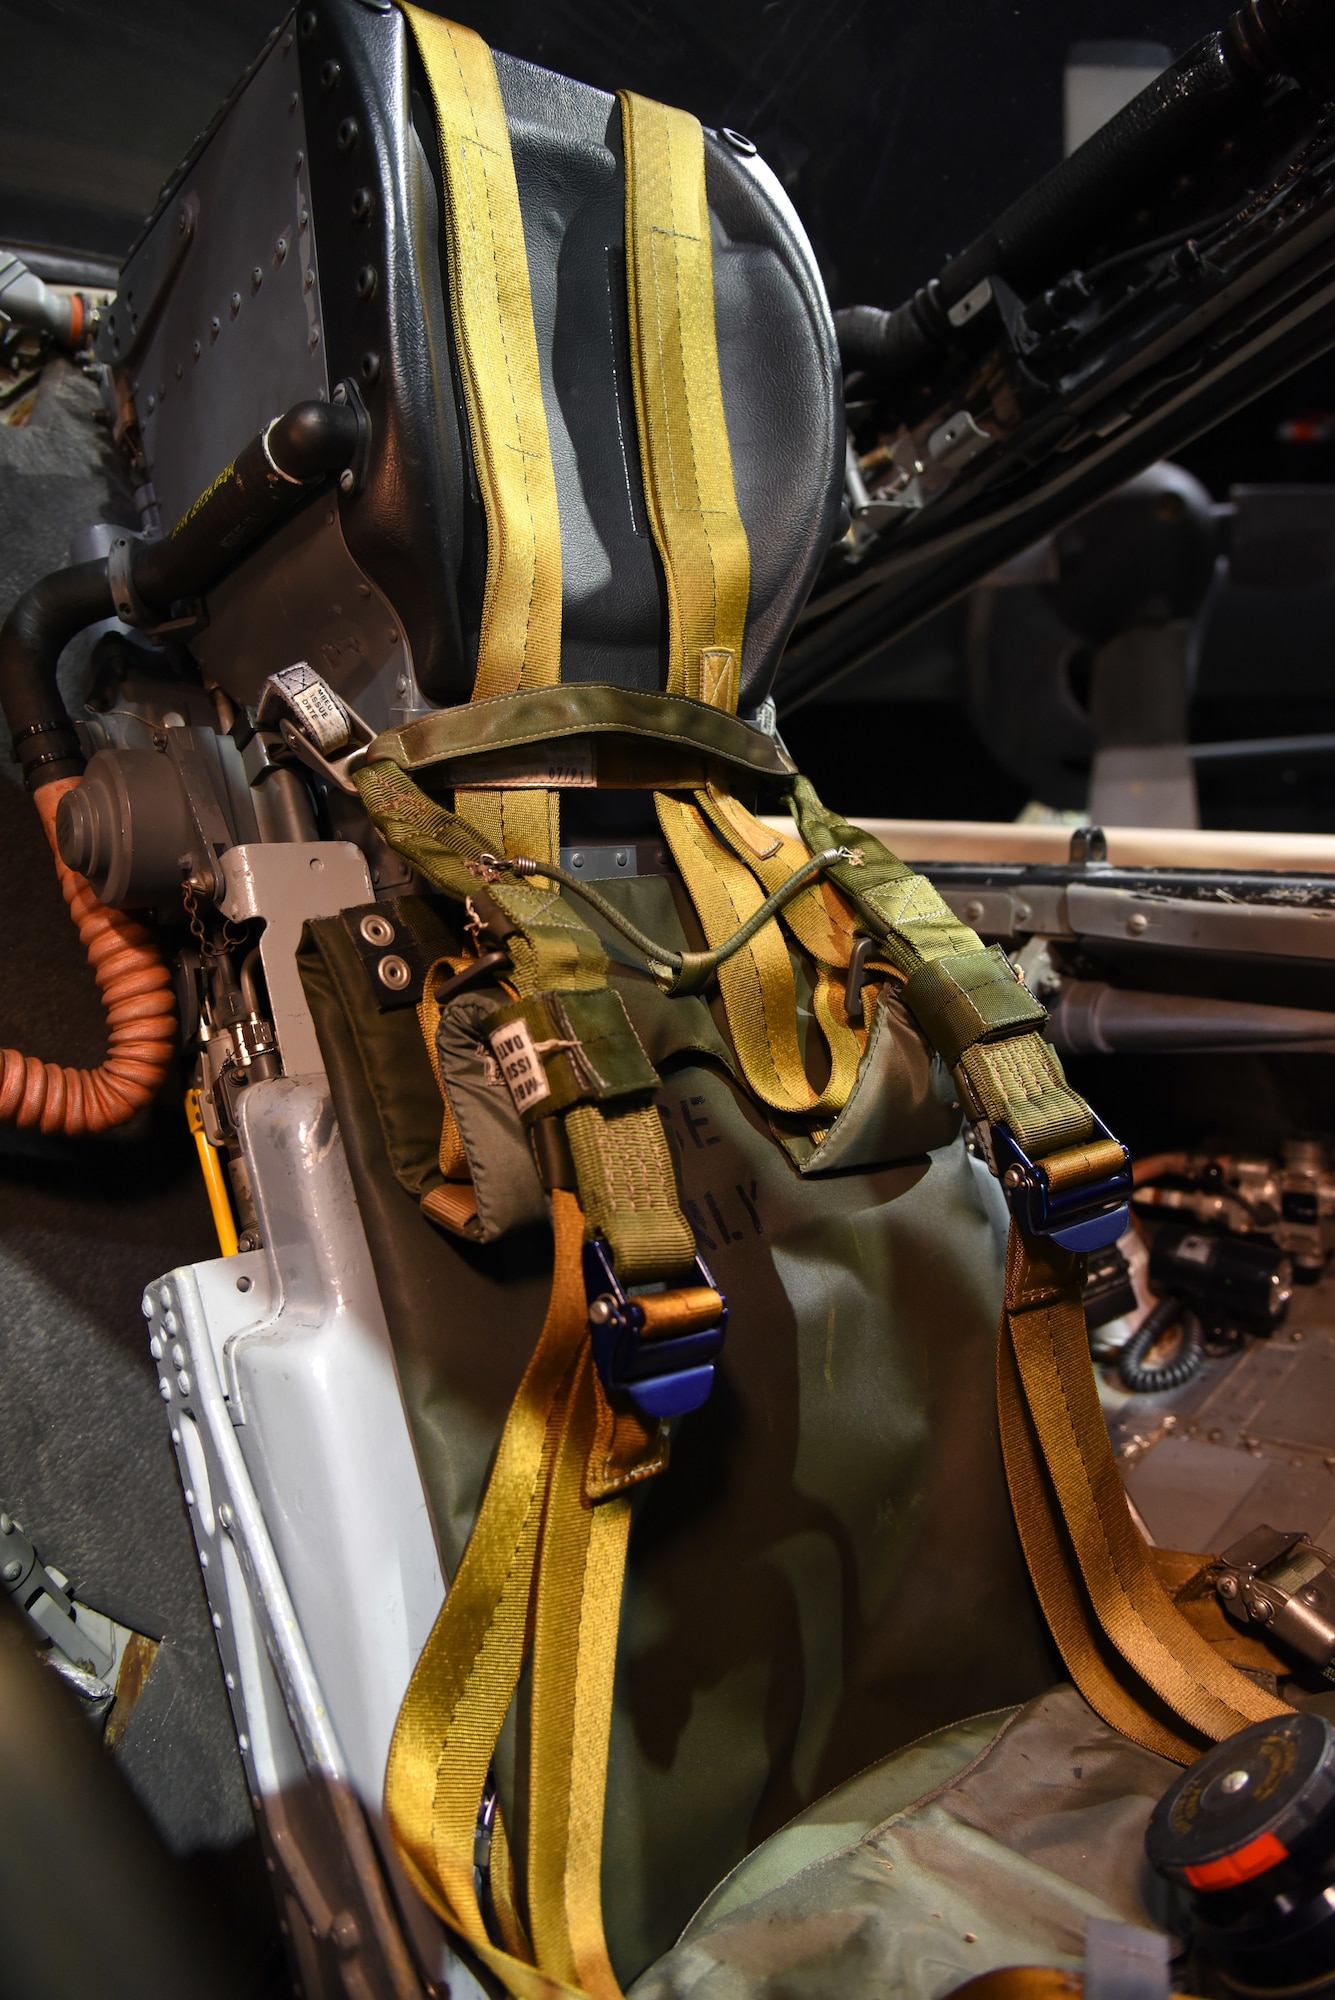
[582,1237,727,1419]
[992,1111,1132,1251]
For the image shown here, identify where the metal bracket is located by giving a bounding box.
[993,1112,1132,1251]
[582,1238,727,1418]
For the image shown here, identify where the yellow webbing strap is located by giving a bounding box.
[998,1226,1288,1762]
[404,7,562,863]
[657,792,862,1117]
[386,1192,661,2000]
[619,91,750,713]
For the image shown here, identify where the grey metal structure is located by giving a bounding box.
[141,838,472,2000]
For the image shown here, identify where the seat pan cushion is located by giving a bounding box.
[632,1685,1179,2000]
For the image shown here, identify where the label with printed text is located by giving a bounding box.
[489,1017,551,1111]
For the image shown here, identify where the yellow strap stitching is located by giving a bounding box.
[620,91,749,711]
[405,7,562,863]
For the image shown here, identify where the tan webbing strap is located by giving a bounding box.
[998,1225,1288,1761]
[619,91,750,713]
[385,1192,660,2000]
[404,7,562,863]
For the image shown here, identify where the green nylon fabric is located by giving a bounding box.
[901,946,1047,1072]
[296,874,1062,1982]
[367,682,797,784]
[356,758,696,1283]
[789,777,1094,1157]
[488,986,662,1122]
[629,1685,1179,2000]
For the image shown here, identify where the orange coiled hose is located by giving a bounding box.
[0,776,176,1134]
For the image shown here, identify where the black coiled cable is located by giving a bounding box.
[1118,1296,1206,1394]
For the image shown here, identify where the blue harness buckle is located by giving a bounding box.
[992,1113,1132,1252]
[582,1238,727,1419]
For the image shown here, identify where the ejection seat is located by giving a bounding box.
[0,6,1299,1997]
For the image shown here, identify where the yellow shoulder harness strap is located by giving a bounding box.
[405,6,562,863]
[619,91,750,714]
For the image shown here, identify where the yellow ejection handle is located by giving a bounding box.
[185,1088,239,1257]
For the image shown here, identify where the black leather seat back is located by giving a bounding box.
[99,2,844,722]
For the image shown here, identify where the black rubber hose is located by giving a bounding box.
[0,559,115,785]
[133,400,360,604]
[0,399,360,789]
[1118,1297,1207,1393]
[835,0,1335,386]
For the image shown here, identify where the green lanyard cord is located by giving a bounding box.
[493,846,853,996]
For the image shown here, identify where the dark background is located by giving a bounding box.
[0,0,1220,308]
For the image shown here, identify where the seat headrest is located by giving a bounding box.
[99,1,844,724]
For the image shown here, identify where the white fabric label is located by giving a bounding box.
[489,1017,551,1112]
[270,662,350,754]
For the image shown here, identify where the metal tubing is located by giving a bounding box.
[1049,980,1335,1053]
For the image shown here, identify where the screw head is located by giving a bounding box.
[355,264,377,301]
[351,186,373,221]
[2,1558,23,1583]
[339,468,355,492]
[1218,1573,1238,1597]
[337,116,360,152]
[360,350,380,384]
[321,57,340,89]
